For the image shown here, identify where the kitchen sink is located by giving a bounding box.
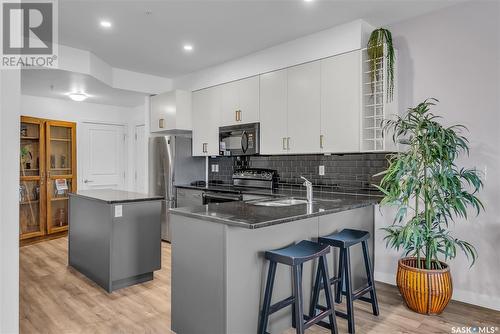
[250,198,310,207]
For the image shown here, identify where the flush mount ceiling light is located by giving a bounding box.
[304,0,314,2]
[100,20,112,28]
[68,93,88,102]
[183,44,194,52]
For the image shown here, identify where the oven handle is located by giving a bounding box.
[202,192,243,201]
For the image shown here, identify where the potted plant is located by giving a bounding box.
[367,28,395,102]
[376,99,483,315]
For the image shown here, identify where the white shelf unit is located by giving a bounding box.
[360,45,398,152]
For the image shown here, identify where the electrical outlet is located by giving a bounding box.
[114,205,123,218]
[211,164,219,173]
[319,165,325,176]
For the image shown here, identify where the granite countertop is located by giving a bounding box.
[175,183,381,198]
[170,192,380,229]
[70,189,164,204]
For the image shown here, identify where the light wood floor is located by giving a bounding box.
[20,237,500,334]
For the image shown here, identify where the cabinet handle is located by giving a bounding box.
[282,137,287,150]
[287,137,290,151]
[159,119,165,129]
[46,171,51,185]
[320,135,324,149]
[202,143,208,153]
[235,110,238,122]
[238,110,242,121]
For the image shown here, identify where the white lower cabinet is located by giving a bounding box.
[287,61,321,154]
[259,69,288,155]
[320,50,361,153]
[192,86,221,156]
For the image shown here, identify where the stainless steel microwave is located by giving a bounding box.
[219,122,260,156]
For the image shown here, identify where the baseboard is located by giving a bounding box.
[374,271,395,285]
[374,271,500,312]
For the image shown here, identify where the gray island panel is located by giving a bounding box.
[69,190,162,292]
[171,204,375,334]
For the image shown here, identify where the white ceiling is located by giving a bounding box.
[59,0,464,78]
[21,69,147,107]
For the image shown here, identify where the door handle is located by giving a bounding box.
[320,135,324,149]
[235,110,238,122]
[238,110,242,122]
[287,137,290,151]
[202,143,208,153]
[282,137,287,150]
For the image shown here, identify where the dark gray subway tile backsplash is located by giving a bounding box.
[208,153,389,193]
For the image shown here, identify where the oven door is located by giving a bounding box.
[202,192,243,204]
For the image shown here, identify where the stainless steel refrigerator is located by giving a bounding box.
[149,136,205,241]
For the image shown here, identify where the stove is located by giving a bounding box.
[232,168,278,189]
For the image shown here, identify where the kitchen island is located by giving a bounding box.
[69,190,163,293]
[170,192,379,334]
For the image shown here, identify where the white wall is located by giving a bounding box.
[173,19,373,91]
[374,1,500,311]
[20,95,146,191]
[0,70,21,333]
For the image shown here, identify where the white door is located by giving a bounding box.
[134,124,147,192]
[321,50,361,153]
[192,86,221,156]
[260,69,288,154]
[287,61,321,154]
[81,122,126,190]
[238,76,260,123]
[220,80,239,126]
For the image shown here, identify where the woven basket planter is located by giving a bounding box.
[396,257,453,315]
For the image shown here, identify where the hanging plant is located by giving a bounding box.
[367,28,395,102]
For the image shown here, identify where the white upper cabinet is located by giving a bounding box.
[192,86,221,156]
[320,50,361,153]
[150,90,192,132]
[260,69,288,155]
[287,61,321,154]
[220,76,259,126]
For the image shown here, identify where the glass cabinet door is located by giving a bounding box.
[46,121,76,234]
[19,118,45,239]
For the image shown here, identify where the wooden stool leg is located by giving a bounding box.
[292,265,305,334]
[320,255,338,334]
[335,248,344,304]
[344,247,355,334]
[292,263,304,329]
[362,240,379,316]
[258,261,277,334]
[309,261,322,319]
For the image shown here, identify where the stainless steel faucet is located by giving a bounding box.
[300,176,313,204]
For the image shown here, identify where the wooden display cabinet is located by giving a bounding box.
[19,116,77,244]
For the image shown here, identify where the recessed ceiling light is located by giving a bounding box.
[68,93,88,102]
[100,20,112,28]
[304,0,314,2]
[183,44,194,52]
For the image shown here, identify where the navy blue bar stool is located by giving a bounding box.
[312,229,379,334]
[258,240,338,334]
